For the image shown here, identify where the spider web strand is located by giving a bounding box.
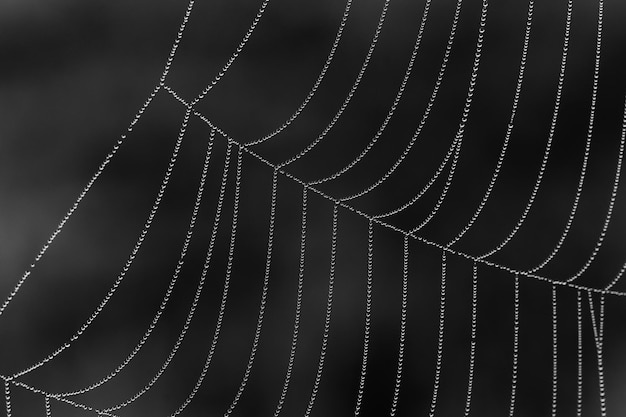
[273,186,308,417]
[303,203,338,417]
[0,0,195,318]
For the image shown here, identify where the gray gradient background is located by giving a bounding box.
[1,0,626,416]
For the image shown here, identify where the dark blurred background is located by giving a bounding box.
[1,0,626,416]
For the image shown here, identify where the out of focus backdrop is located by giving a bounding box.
[1,0,626,416]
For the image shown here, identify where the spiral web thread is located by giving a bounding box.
[2,0,626,415]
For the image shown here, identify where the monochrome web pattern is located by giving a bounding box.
[2,0,626,415]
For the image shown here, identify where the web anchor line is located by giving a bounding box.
[10,108,193,382]
[0,0,196,318]
[163,86,626,297]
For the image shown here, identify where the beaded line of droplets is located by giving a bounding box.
[9,108,193,382]
[2,377,120,417]
[445,0,535,248]
[587,292,607,417]
[221,168,279,417]
[189,0,271,107]
[463,262,479,417]
[526,0,605,275]
[167,144,243,417]
[48,126,216,399]
[246,0,353,147]
[576,290,583,417]
[164,85,626,296]
[508,273,520,417]
[307,0,433,186]
[275,0,391,169]
[100,138,238,413]
[341,0,465,204]
[0,0,195,318]
[428,250,447,417]
[272,186,308,417]
[564,93,625,283]
[369,0,488,223]
[303,203,338,417]
[354,218,374,416]
[552,285,558,417]
[408,0,490,235]
[390,233,409,416]
[475,0,573,261]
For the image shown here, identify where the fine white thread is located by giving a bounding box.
[390,234,409,416]
[11,108,192,381]
[45,395,51,417]
[191,0,271,106]
[551,285,558,417]
[308,0,433,186]
[477,0,573,261]
[566,93,625,282]
[587,292,607,417]
[508,274,520,417]
[168,145,243,417]
[463,262,479,417]
[4,378,11,417]
[0,1,196,318]
[354,219,374,416]
[341,0,465,203]
[222,168,279,417]
[528,0,604,275]
[101,138,236,412]
[446,0,535,248]
[7,379,119,416]
[273,186,308,417]
[246,0,353,147]
[303,203,338,417]
[409,0,490,234]
[277,0,391,169]
[576,291,583,417]
[162,87,626,297]
[428,250,447,417]
[53,127,216,398]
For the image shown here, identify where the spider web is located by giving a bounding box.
[1,0,626,416]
